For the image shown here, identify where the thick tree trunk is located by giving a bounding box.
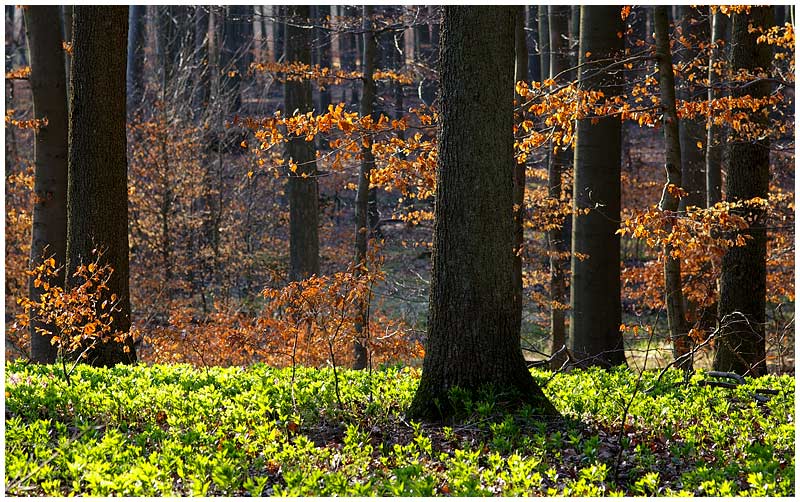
[654,6,692,372]
[410,6,557,420]
[353,5,378,370]
[512,6,527,342]
[285,5,320,284]
[547,5,571,369]
[713,7,772,377]
[569,6,626,368]
[706,11,727,207]
[66,6,136,366]
[24,5,69,364]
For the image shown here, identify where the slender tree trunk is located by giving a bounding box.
[537,7,550,81]
[252,5,263,63]
[126,5,144,113]
[654,6,692,372]
[24,5,69,364]
[66,6,136,366]
[352,5,378,370]
[410,6,556,420]
[569,6,626,368]
[512,6,527,340]
[706,11,727,207]
[315,5,332,114]
[526,7,539,81]
[713,7,773,377]
[676,6,709,211]
[193,6,209,115]
[570,6,580,56]
[547,5,571,368]
[285,5,320,283]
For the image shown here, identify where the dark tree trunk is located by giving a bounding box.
[220,5,249,113]
[285,5,320,283]
[676,6,709,210]
[537,6,550,81]
[24,5,69,364]
[409,6,557,420]
[569,6,626,368]
[66,6,136,366]
[706,11,727,207]
[713,7,773,377]
[654,6,692,372]
[526,7,539,82]
[547,5,571,369]
[315,5,332,114]
[353,5,378,370]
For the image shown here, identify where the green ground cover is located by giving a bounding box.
[4,362,794,496]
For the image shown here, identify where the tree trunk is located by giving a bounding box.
[537,7,550,81]
[61,6,72,95]
[353,5,378,370]
[713,7,773,377]
[285,5,320,283]
[409,6,557,420]
[252,5,263,64]
[676,6,709,211]
[193,6,210,115]
[525,7,539,82]
[66,6,136,366]
[654,6,692,372]
[569,6,626,368]
[315,5,332,114]
[126,5,144,113]
[547,5,571,369]
[705,10,727,207]
[24,5,69,364]
[512,6,527,340]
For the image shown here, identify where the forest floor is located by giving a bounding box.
[5,362,794,496]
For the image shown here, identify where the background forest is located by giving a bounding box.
[6,4,795,376]
[3,4,796,497]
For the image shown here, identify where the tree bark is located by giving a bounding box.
[193,6,210,114]
[353,5,378,370]
[409,6,557,420]
[126,5,144,113]
[676,6,709,211]
[569,6,626,368]
[66,6,136,366]
[547,5,571,369]
[285,5,320,285]
[537,6,550,81]
[315,6,332,114]
[24,5,69,364]
[654,6,692,372]
[713,7,773,377]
